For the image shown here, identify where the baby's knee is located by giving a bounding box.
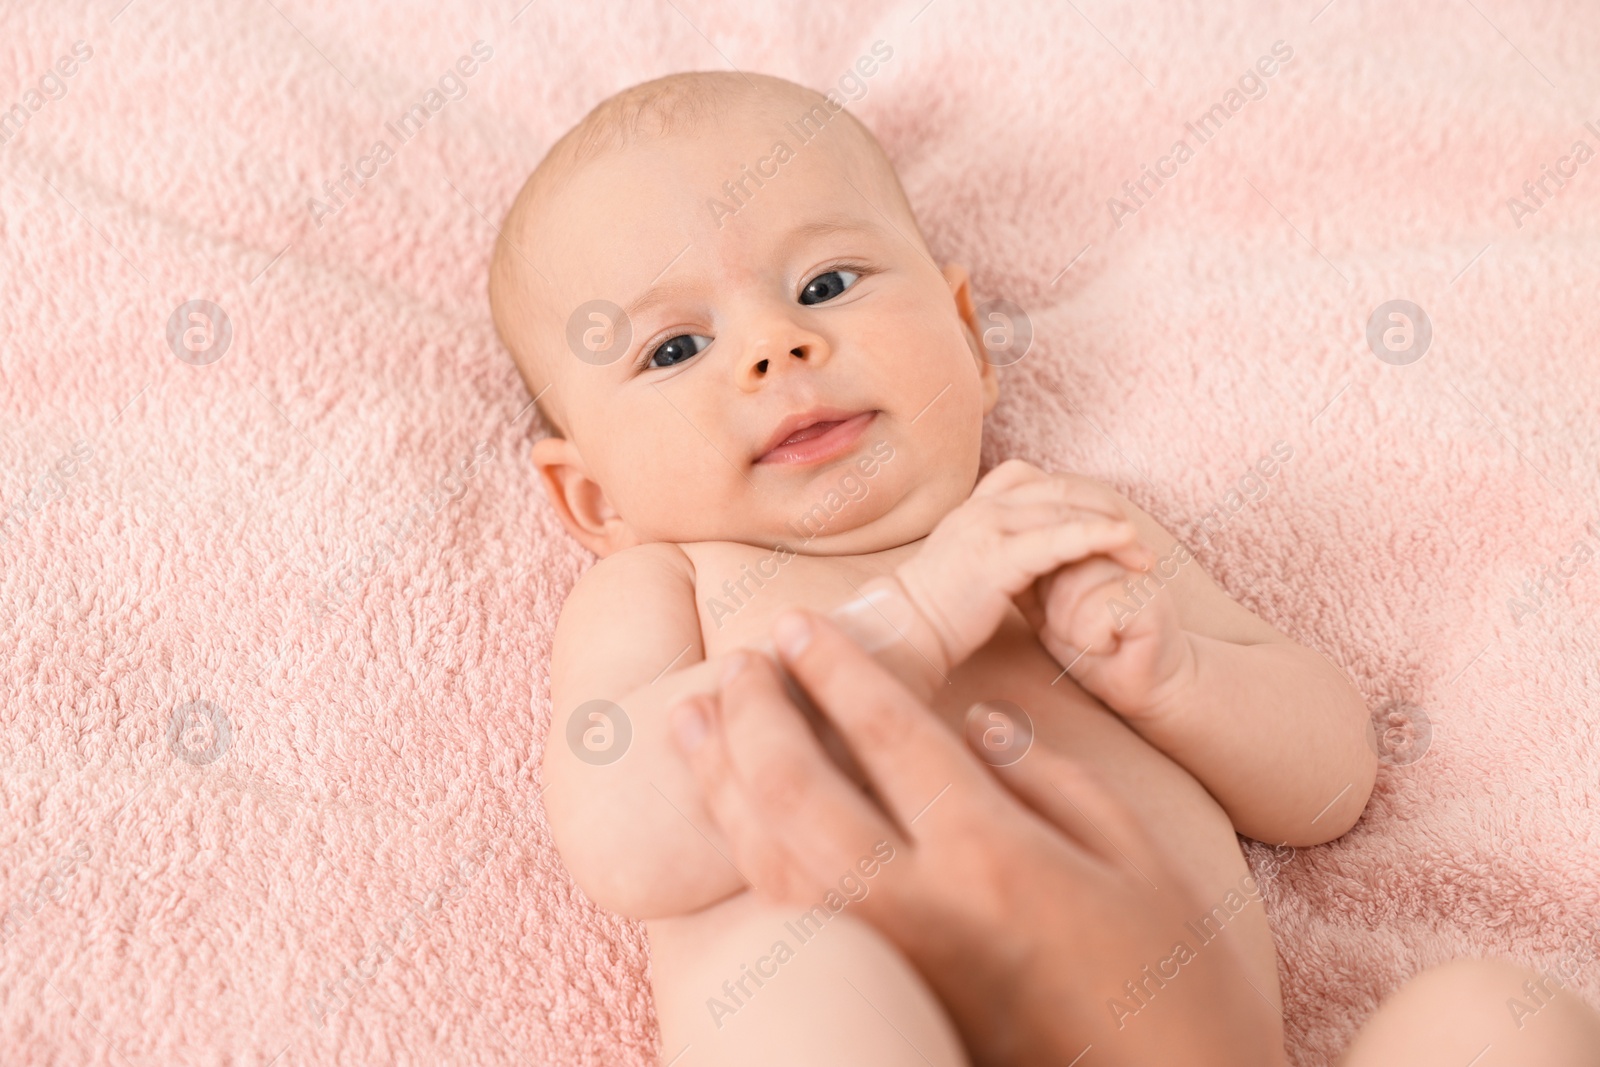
[1402,958,1551,1008]
[1341,958,1600,1067]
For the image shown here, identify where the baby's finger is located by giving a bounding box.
[1047,557,1152,632]
[994,500,1137,538]
[1037,559,1135,663]
[1105,536,1158,573]
[1002,522,1145,586]
[1013,580,1046,635]
[1040,557,1130,616]
[990,476,1129,522]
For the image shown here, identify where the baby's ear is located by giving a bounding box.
[941,262,1000,415]
[531,436,637,557]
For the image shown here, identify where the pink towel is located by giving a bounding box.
[2,0,1596,1063]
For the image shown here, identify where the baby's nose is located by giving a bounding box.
[736,320,830,390]
[751,345,810,375]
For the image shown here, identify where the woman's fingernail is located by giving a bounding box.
[828,583,912,652]
[772,611,813,660]
[721,650,749,688]
[671,700,708,753]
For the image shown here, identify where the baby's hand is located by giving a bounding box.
[891,460,1154,679]
[1017,490,1197,722]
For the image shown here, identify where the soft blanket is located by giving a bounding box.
[2,0,1596,1063]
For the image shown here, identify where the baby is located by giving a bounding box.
[489,71,1378,1065]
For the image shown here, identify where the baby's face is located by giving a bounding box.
[524,104,996,556]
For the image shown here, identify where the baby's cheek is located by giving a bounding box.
[634,462,731,537]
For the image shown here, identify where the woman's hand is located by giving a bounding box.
[670,610,1287,1067]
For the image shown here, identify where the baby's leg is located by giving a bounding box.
[1340,958,1600,1067]
[648,890,968,1067]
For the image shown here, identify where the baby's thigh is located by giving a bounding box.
[648,890,968,1067]
[1339,958,1600,1067]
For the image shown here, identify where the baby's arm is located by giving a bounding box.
[1011,472,1377,847]
[1111,512,1377,847]
[876,461,1374,847]
[1122,530,1378,848]
[541,543,748,920]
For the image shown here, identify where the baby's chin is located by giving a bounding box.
[627,502,925,557]
[748,483,958,557]
[625,469,971,556]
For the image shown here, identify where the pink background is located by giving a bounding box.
[2,0,1598,1063]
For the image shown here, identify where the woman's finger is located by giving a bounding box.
[707,652,909,901]
[986,743,1169,888]
[670,693,813,906]
[771,611,998,839]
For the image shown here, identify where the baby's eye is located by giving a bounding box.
[799,269,861,306]
[648,333,712,368]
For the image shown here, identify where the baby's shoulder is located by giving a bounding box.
[550,542,709,698]
[578,540,696,590]
[557,542,699,638]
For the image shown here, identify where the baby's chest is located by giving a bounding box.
[689,542,901,657]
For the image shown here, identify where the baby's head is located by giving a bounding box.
[489,71,998,558]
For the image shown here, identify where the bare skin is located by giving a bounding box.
[492,72,1378,1064]
[673,611,1291,1066]
[1340,959,1600,1067]
[672,611,1600,1066]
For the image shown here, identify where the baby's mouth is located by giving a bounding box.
[755,409,878,466]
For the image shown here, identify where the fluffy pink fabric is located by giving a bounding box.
[3,0,1596,1062]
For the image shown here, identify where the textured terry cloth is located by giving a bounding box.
[2,0,1598,1064]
